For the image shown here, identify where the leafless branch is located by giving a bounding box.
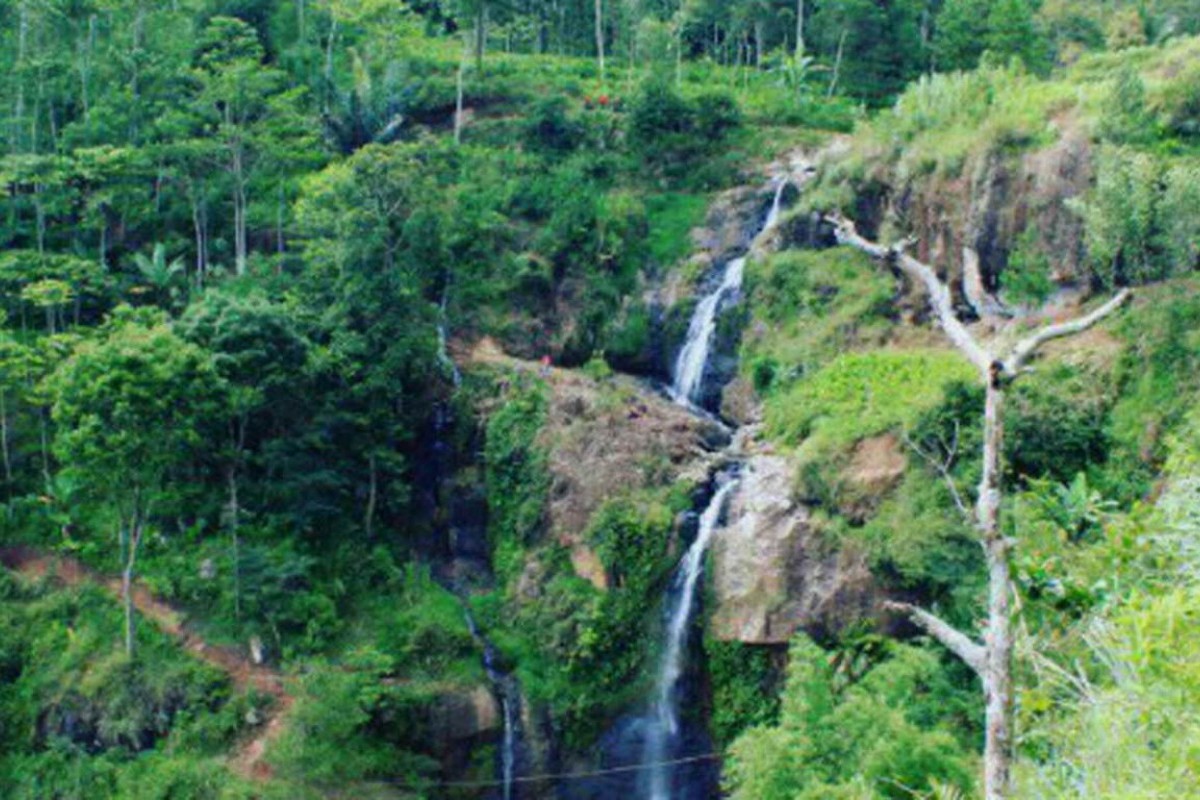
[901,424,972,523]
[1003,289,1132,375]
[826,215,994,379]
[883,600,986,677]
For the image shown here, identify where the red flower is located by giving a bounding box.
[598,94,610,106]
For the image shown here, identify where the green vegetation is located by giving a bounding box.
[725,637,977,800]
[0,576,257,798]
[1,0,1199,796]
[765,350,976,450]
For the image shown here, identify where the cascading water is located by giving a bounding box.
[437,291,463,388]
[564,176,795,800]
[670,180,788,407]
[465,609,521,800]
[642,477,738,800]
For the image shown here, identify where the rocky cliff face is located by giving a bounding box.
[540,369,728,588]
[711,444,880,645]
[817,126,1095,300]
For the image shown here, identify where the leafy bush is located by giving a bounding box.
[268,649,436,787]
[484,381,549,550]
[1156,60,1200,138]
[522,95,585,156]
[626,78,742,182]
[1001,229,1056,306]
[725,636,977,800]
[743,247,894,395]
[706,641,783,746]
[1074,146,1200,287]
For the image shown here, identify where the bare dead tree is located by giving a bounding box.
[826,214,1131,800]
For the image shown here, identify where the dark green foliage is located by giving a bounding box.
[0,579,250,796]
[484,382,549,547]
[1001,227,1057,305]
[1007,374,1111,486]
[627,79,742,182]
[1102,283,1200,501]
[1158,61,1200,138]
[1098,66,1154,144]
[706,641,783,746]
[810,0,928,106]
[523,96,586,156]
[268,649,437,788]
[724,636,978,800]
[936,0,1049,73]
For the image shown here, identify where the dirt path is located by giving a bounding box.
[0,545,291,782]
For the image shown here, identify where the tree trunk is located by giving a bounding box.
[474,4,487,72]
[755,20,764,69]
[795,0,805,60]
[594,0,606,84]
[0,388,12,492]
[123,515,143,657]
[364,452,378,540]
[227,465,241,623]
[454,43,466,145]
[232,144,248,276]
[324,16,338,113]
[37,408,51,492]
[824,214,1132,800]
[828,29,847,97]
[981,379,1012,799]
[192,195,204,288]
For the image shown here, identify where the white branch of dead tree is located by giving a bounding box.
[901,424,972,523]
[1002,290,1132,375]
[884,600,986,676]
[827,215,994,378]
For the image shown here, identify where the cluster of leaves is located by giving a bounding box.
[0,577,262,799]
[724,636,978,800]
[1073,146,1200,287]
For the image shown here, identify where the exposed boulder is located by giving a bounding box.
[837,433,909,523]
[711,451,880,644]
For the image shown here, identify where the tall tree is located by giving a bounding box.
[827,215,1130,800]
[178,290,310,623]
[51,310,227,656]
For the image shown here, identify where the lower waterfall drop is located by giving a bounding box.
[465,610,520,800]
[643,476,739,800]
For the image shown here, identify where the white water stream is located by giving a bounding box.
[643,478,738,800]
[669,180,788,406]
[638,177,790,798]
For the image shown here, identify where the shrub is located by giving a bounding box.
[1075,146,1160,287]
[523,95,584,156]
[1000,227,1056,306]
[484,381,549,548]
[1157,61,1200,138]
[764,350,977,449]
[626,78,741,181]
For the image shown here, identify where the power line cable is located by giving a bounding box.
[379,751,723,790]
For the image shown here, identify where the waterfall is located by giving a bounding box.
[571,176,796,800]
[670,180,788,407]
[465,609,520,800]
[643,477,738,800]
[438,291,462,388]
